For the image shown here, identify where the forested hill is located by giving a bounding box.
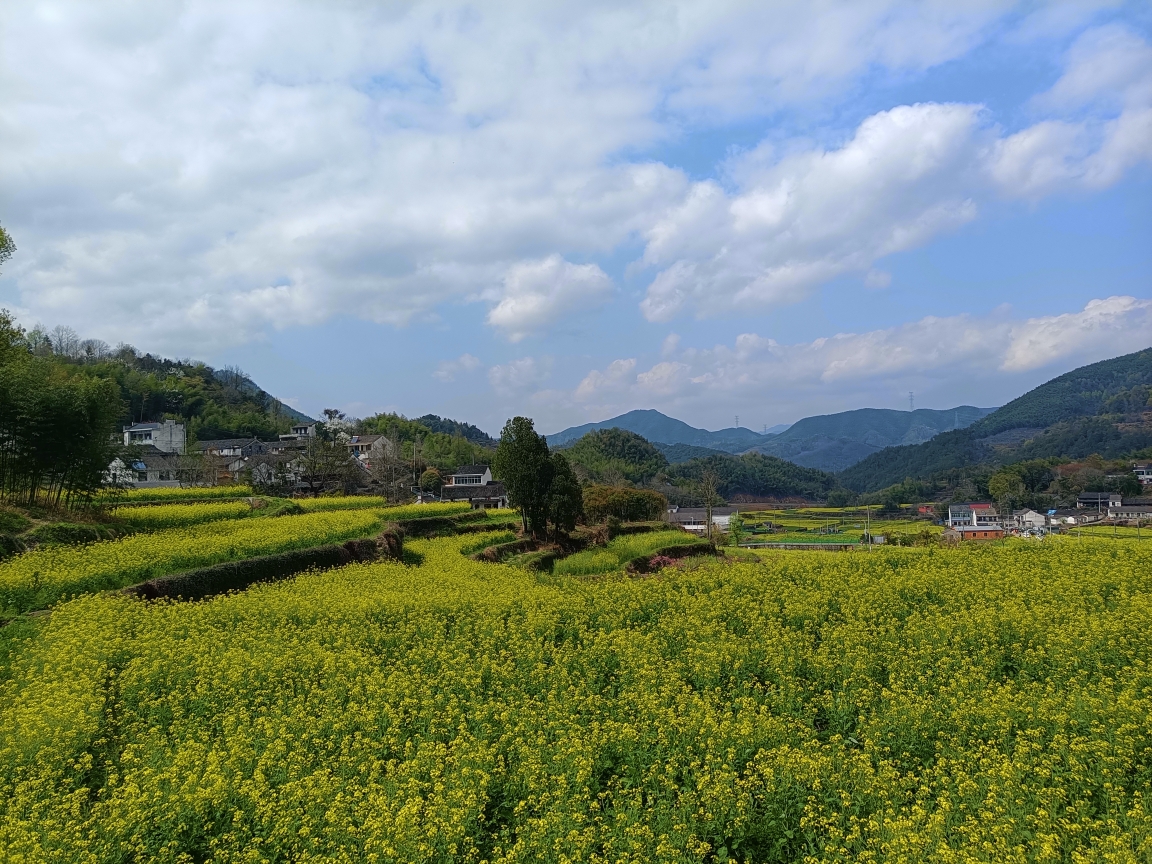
[561,427,839,502]
[839,348,1152,492]
[415,414,496,446]
[22,327,311,442]
[965,348,1152,437]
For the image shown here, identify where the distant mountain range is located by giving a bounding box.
[549,405,995,472]
[547,409,770,453]
[840,347,1152,492]
[748,406,996,472]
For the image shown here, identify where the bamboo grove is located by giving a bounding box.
[0,312,121,508]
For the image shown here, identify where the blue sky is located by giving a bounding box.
[1,1,1149,436]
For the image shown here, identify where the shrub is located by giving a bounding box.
[126,540,380,601]
[582,485,667,523]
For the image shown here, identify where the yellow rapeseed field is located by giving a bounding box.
[0,509,382,613]
[298,499,471,516]
[110,500,255,529]
[0,537,1149,861]
[106,485,255,502]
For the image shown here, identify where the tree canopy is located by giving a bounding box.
[564,428,668,484]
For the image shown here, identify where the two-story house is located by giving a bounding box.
[278,423,317,441]
[194,438,267,459]
[947,503,1000,528]
[1010,509,1047,531]
[667,505,739,533]
[122,420,186,453]
[439,465,507,509]
[1077,492,1122,510]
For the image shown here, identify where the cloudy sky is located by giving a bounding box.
[1,1,1150,435]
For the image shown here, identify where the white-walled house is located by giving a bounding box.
[123,420,185,454]
[439,465,507,508]
[947,503,1001,529]
[666,506,739,533]
[1010,509,1047,531]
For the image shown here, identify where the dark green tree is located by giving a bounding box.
[493,417,554,537]
[0,224,14,273]
[546,452,582,539]
[419,467,443,493]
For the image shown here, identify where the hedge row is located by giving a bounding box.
[388,510,487,538]
[472,538,538,563]
[625,542,718,574]
[125,536,394,602]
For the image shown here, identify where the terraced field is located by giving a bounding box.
[1,510,1148,861]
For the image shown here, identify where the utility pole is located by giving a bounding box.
[735,415,739,429]
[909,392,914,411]
[865,504,871,552]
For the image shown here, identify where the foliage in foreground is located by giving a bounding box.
[3,538,1148,860]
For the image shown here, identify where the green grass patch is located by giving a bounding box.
[553,530,707,577]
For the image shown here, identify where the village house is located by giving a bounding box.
[1133,463,1152,486]
[1049,509,1100,528]
[107,444,184,488]
[194,438,266,459]
[1077,492,1122,510]
[278,422,317,441]
[666,505,739,533]
[109,421,188,488]
[344,434,398,469]
[1109,503,1152,522]
[947,503,1001,529]
[438,465,507,509]
[1009,509,1047,531]
[941,526,1006,542]
[266,438,308,456]
[122,420,186,453]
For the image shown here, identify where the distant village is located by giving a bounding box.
[108,419,1152,541]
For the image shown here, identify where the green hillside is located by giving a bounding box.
[775,405,991,444]
[652,441,731,463]
[840,348,1152,492]
[565,429,668,484]
[968,348,1152,437]
[663,452,839,501]
[26,334,309,442]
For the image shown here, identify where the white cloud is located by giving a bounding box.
[574,358,636,401]
[864,269,892,290]
[1039,24,1152,112]
[488,356,553,395]
[990,25,1152,198]
[661,333,681,357]
[635,26,1152,322]
[433,353,481,382]
[636,361,692,396]
[0,0,1117,353]
[547,296,1151,429]
[1001,296,1152,372]
[486,256,613,341]
[639,102,984,320]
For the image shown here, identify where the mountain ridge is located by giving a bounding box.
[549,404,995,471]
[838,347,1152,492]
